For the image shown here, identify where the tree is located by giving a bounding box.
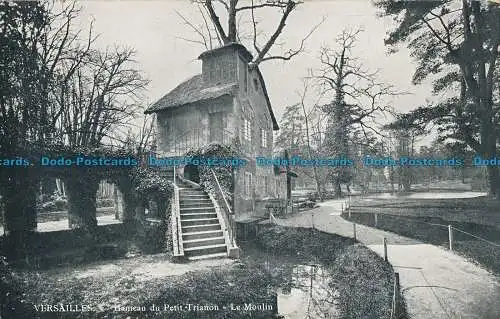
[0,1,55,255]
[313,28,397,197]
[375,0,500,197]
[51,45,147,229]
[297,78,325,199]
[180,0,325,66]
[0,0,148,236]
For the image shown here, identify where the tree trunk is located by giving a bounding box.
[334,180,341,198]
[65,174,99,232]
[1,172,38,260]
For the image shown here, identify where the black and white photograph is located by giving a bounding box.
[1,0,499,318]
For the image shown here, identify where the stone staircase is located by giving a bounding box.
[177,181,228,260]
[163,165,228,260]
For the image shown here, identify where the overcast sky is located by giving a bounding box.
[77,0,436,143]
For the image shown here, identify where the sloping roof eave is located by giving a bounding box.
[144,93,234,114]
[254,67,279,131]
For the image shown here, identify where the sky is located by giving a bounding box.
[76,0,436,143]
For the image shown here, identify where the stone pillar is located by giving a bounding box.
[65,174,99,232]
[114,187,123,220]
[135,201,145,220]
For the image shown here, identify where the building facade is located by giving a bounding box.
[145,43,286,220]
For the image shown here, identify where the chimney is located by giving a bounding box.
[198,43,253,86]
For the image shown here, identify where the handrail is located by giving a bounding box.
[171,184,183,256]
[210,168,236,247]
[211,170,232,215]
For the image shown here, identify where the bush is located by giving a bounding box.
[185,143,240,204]
[131,167,173,216]
[255,225,396,319]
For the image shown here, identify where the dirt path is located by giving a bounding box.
[275,200,500,319]
[19,253,236,312]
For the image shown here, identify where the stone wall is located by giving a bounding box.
[156,97,233,156]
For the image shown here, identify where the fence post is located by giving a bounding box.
[173,166,176,185]
[341,203,344,213]
[394,272,400,318]
[374,213,378,227]
[383,237,388,262]
[448,225,453,251]
[348,194,351,217]
[353,222,357,240]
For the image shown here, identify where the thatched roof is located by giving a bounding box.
[145,43,279,130]
[144,75,237,114]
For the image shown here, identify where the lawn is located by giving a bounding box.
[1,225,405,319]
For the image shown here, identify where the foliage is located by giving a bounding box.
[329,246,396,319]
[185,143,239,201]
[375,0,500,195]
[131,167,173,217]
[256,225,355,262]
[256,225,397,318]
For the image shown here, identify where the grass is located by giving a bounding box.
[344,197,500,275]
[255,225,406,319]
[1,225,406,319]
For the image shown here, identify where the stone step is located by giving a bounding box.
[180,198,212,204]
[180,207,215,213]
[187,252,227,261]
[180,218,219,226]
[180,203,212,208]
[181,224,222,232]
[183,244,227,257]
[181,194,209,198]
[180,189,206,194]
[182,230,224,241]
[183,236,225,249]
[180,212,218,220]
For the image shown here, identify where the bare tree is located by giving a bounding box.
[313,28,398,197]
[296,78,326,199]
[54,47,148,148]
[179,0,325,66]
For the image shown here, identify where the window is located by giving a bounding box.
[245,172,253,196]
[244,119,252,141]
[244,66,248,92]
[222,67,229,81]
[216,65,222,80]
[261,129,268,148]
[253,78,259,91]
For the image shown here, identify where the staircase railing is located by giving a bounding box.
[210,169,237,247]
[171,183,184,257]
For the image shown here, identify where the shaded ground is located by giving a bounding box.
[275,200,500,319]
[2,225,397,319]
